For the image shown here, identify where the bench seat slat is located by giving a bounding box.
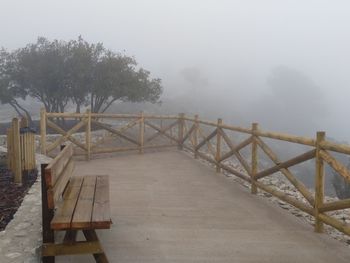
[51,177,84,230]
[92,176,111,229]
[50,174,111,231]
[71,176,97,229]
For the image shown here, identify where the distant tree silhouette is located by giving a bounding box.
[0,48,32,121]
[0,36,163,116]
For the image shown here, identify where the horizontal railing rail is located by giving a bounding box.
[40,109,350,237]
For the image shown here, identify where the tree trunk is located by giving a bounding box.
[10,100,33,124]
[101,98,118,113]
[76,103,81,113]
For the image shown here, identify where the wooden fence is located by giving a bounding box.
[40,109,179,159]
[7,117,36,184]
[40,109,350,237]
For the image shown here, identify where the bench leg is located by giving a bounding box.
[41,164,55,263]
[63,230,78,244]
[83,230,109,263]
[42,255,55,263]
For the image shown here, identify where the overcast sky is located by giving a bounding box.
[1,0,350,140]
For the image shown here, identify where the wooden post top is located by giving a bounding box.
[252,123,259,133]
[317,131,326,139]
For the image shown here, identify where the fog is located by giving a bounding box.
[1,0,350,141]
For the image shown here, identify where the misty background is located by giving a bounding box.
[1,0,350,142]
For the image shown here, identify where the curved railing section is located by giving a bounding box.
[40,109,350,237]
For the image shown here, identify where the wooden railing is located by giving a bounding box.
[40,109,180,159]
[40,109,350,237]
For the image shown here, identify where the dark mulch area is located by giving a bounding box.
[0,119,106,135]
[0,165,38,231]
[0,120,40,135]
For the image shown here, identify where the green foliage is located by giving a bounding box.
[0,36,163,115]
[91,53,162,113]
[65,36,104,112]
[16,37,70,112]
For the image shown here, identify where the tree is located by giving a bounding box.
[0,37,163,116]
[250,66,327,135]
[90,52,162,113]
[65,37,104,113]
[15,37,70,113]
[0,48,32,121]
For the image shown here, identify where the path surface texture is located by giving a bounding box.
[58,150,350,263]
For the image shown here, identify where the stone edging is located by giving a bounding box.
[0,147,51,263]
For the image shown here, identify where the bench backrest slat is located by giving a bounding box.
[45,144,73,187]
[44,144,74,209]
[51,159,75,206]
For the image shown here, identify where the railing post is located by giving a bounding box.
[6,128,13,171]
[251,123,258,194]
[86,109,91,161]
[29,131,36,170]
[216,118,222,173]
[139,111,144,154]
[178,113,185,150]
[315,131,325,233]
[194,115,199,159]
[40,107,47,155]
[20,129,25,172]
[12,118,22,185]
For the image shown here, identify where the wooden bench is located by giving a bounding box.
[41,143,111,263]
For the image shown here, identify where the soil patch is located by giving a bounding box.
[0,165,38,231]
[0,119,106,135]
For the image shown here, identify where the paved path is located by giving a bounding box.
[58,150,350,263]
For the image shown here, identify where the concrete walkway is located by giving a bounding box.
[58,150,350,263]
